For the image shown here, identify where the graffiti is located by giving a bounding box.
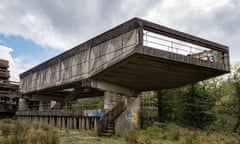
[126,111,138,125]
[209,52,222,62]
[84,109,106,117]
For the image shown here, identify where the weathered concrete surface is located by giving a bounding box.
[115,96,140,134]
[20,27,139,94]
[19,17,230,97]
[93,48,228,90]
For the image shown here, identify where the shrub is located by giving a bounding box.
[125,131,138,144]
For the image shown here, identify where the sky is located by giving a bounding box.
[0,0,239,82]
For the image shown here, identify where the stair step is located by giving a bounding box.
[107,126,114,129]
[100,132,114,136]
[102,129,114,133]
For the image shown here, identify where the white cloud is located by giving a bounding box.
[0,45,34,82]
[0,0,239,63]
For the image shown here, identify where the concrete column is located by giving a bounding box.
[18,98,28,111]
[69,117,73,129]
[61,117,65,128]
[73,117,77,129]
[78,117,82,129]
[57,117,61,127]
[44,117,48,124]
[94,117,98,130]
[67,117,70,128]
[50,117,54,125]
[39,101,45,111]
[104,91,117,109]
[82,118,85,129]
[86,117,89,130]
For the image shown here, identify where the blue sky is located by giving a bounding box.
[0,0,239,81]
[0,34,60,59]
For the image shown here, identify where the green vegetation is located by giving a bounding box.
[1,64,240,143]
[0,119,59,144]
[1,119,239,144]
[141,63,240,134]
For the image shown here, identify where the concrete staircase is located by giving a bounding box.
[98,100,126,136]
[99,121,115,136]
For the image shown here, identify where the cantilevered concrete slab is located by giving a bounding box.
[19,18,230,97]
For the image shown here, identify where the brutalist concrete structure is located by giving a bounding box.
[16,18,230,135]
[0,59,19,117]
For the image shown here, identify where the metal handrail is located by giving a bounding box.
[143,31,224,63]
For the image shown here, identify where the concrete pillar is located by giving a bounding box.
[61,117,65,128]
[67,117,70,128]
[82,118,85,129]
[44,117,48,124]
[86,117,89,130]
[57,117,61,127]
[73,117,77,129]
[94,117,98,130]
[79,117,82,129]
[39,101,45,111]
[18,98,28,111]
[50,117,54,125]
[104,91,117,109]
[69,117,73,129]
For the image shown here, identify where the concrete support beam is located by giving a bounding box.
[91,80,136,96]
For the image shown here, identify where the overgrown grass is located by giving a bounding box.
[1,119,239,144]
[0,119,59,144]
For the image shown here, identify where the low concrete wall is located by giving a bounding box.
[115,96,140,134]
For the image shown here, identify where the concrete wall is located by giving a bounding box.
[18,98,28,111]
[20,29,138,94]
[115,96,141,134]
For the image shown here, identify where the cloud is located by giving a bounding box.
[0,0,239,62]
[0,45,35,81]
[145,0,240,62]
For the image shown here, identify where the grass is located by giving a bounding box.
[0,119,239,144]
[0,119,59,144]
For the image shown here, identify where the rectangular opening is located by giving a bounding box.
[143,30,224,63]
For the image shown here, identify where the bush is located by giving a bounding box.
[125,131,138,144]
[141,127,163,138]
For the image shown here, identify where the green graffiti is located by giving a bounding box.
[213,52,222,62]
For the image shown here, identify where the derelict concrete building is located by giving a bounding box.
[0,59,19,117]
[16,18,230,135]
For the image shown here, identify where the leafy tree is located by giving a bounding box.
[232,66,240,132]
[182,83,216,128]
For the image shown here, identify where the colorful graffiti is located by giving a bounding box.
[126,111,138,125]
[209,52,222,62]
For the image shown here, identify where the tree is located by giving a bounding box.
[182,83,216,128]
[233,66,240,132]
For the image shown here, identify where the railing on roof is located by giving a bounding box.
[143,30,224,63]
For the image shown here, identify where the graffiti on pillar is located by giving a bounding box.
[125,111,138,125]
